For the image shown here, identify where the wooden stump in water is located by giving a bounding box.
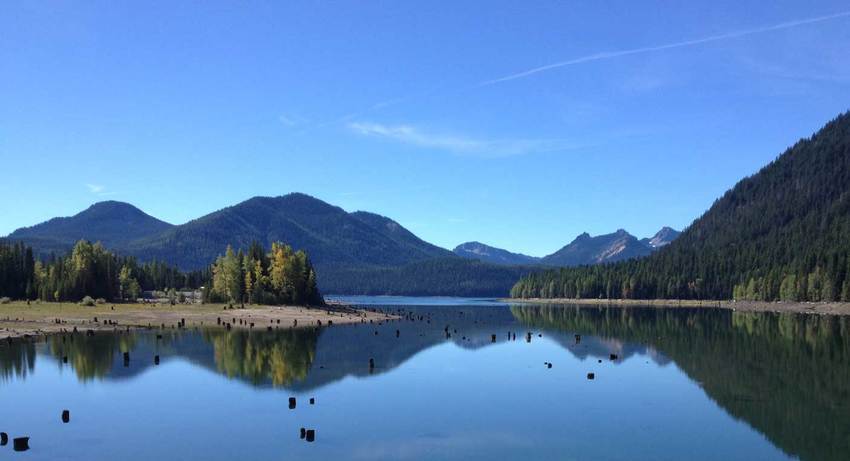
[62,410,70,423]
[609,353,618,360]
[587,373,595,380]
[305,429,315,442]
[154,355,160,365]
[300,428,306,439]
[289,397,296,409]
[13,437,29,452]
[309,398,315,405]
[1,432,8,445]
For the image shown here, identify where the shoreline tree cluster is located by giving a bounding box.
[207,242,322,306]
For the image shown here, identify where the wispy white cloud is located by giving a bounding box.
[278,113,309,127]
[85,183,105,194]
[480,10,850,86]
[348,121,577,157]
[84,183,119,197]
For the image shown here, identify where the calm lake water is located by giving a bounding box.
[2,298,849,460]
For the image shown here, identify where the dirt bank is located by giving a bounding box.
[0,301,394,340]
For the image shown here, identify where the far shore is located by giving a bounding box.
[0,301,394,340]
[501,297,850,316]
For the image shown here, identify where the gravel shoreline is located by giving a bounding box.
[501,298,850,316]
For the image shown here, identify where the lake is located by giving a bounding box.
[2,297,848,460]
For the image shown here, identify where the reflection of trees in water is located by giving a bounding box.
[46,333,137,380]
[203,328,320,387]
[0,340,36,380]
[511,304,850,461]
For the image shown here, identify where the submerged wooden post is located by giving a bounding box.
[1,432,8,445]
[62,410,70,423]
[305,429,315,442]
[13,437,29,452]
[300,428,306,439]
[587,373,595,380]
[491,334,496,343]
[289,397,296,409]
[154,355,160,365]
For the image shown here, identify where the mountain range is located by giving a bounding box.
[5,194,675,295]
[452,227,680,266]
[7,194,454,269]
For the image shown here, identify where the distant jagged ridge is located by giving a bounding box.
[452,242,540,266]
[454,227,679,267]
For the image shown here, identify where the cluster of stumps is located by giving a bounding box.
[1,409,70,452]
[289,396,317,443]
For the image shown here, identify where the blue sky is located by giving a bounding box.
[1,1,849,256]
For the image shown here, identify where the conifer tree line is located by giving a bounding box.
[0,240,323,306]
[206,241,322,306]
[0,240,207,302]
[512,112,850,303]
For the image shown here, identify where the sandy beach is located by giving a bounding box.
[502,297,850,316]
[0,301,394,340]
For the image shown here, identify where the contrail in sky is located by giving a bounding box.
[480,10,850,86]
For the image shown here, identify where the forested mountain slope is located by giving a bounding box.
[126,194,454,271]
[7,201,173,256]
[513,111,850,301]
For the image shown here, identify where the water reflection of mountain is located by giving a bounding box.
[0,307,527,389]
[511,304,850,461]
